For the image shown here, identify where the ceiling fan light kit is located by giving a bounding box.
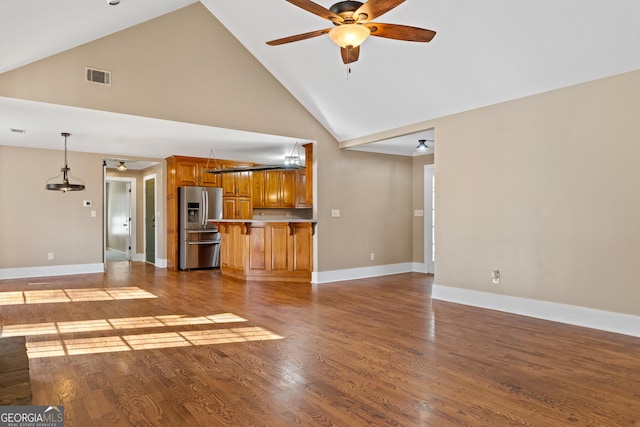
[267,0,436,64]
[329,24,370,49]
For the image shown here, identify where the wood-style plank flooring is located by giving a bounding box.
[1,262,638,426]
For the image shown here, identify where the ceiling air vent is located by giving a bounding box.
[85,67,111,86]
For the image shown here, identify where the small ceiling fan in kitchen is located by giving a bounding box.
[266,0,436,64]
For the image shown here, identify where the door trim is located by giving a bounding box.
[424,164,435,274]
[105,177,137,261]
[143,174,157,266]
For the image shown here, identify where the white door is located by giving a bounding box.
[424,164,435,274]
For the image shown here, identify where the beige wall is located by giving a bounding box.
[0,3,413,273]
[431,70,640,316]
[0,146,104,267]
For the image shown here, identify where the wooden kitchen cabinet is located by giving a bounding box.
[223,197,252,219]
[222,168,252,219]
[253,170,296,208]
[168,156,222,188]
[199,162,221,187]
[218,221,314,282]
[296,143,313,208]
[252,171,265,208]
[264,170,296,208]
[222,170,251,197]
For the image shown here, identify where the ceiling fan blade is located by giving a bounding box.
[366,22,436,42]
[341,46,360,64]
[266,28,331,46]
[286,0,343,23]
[354,0,405,22]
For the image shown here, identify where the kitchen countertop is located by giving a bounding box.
[207,219,317,223]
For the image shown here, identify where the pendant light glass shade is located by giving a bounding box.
[45,132,86,192]
[329,24,370,49]
[116,161,127,171]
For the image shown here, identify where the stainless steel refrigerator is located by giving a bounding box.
[179,186,223,270]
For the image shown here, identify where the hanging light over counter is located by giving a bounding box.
[45,132,86,192]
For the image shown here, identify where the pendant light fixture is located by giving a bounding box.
[45,132,86,192]
[284,142,302,166]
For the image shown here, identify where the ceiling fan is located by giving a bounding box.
[266,0,436,64]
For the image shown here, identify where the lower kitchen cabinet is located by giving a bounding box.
[218,221,313,282]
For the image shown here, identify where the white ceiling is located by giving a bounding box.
[2,0,640,161]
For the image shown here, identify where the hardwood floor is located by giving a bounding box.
[1,262,638,426]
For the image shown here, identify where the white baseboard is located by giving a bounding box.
[432,284,640,338]
[0,263,105,280]
[312,262,417,284]
[154,258,167,268]
[130,253,146,262]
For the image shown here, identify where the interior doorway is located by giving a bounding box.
[144,175,157,265]
[424,164,435,274]
[105,177,136,263]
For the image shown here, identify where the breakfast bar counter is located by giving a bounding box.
[208,219,315,282]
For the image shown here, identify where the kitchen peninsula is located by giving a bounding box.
[211,219,315,282]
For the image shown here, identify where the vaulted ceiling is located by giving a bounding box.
[2,0,640,161]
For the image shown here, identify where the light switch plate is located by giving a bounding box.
[83,200,92,207]
[414,210,424,217]
[331,209,340,217]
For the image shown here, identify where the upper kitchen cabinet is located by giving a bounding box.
[222,170,252,198]
[296,143,313,208]
[221,162,252,219]
[252,171,265,208]
[167,155,221,188]
[265,170,296,208]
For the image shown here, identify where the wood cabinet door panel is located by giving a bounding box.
[223,198,236,219]
[252,172,265,208]
[237,198,253,219]
[292,225,312,271]
[237,171,252,197]
[270,225,290,271]
[222,174,237,196]
[176,161,199,186]
[199,163,221,187]
[249,226,266,270]
[264,171,281,207]
[280,170,296,208]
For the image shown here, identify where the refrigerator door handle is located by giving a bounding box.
[202,189,208,227]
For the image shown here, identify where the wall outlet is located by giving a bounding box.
[370,252,375,261]
[492,270,500,284]
[48,252,54,260]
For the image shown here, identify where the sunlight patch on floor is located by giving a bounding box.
[1,313,248,337]
[26,326,284,358]
[0,287,157,305]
